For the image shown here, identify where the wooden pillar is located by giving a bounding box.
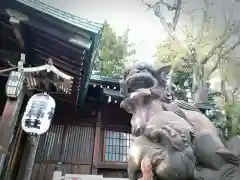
[0,90,25,155]
[22,135,40,180]
[16,135,40,180]
[3,122,23,180]
[0,90,25,177]
[92,110,102,174]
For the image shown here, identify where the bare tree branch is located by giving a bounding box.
[222,39,240,55]
[153,5,180,42]
[205,38,240,77]
[200,37,228,65]
[141,0,183,44]
[229,82,240,104]
[200,26,240,65]
[158,0,177,10]
[232,84,240,95]
[223,2,236,33]
[197,0,211,45]
[205,55,221,78]
[200,1,239,65]
[172,0,182,31]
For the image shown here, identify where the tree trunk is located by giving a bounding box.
[192,64,209,104]
[193,78,209,104]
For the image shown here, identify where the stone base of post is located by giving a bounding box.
[52,162,63,180]
[52,171,63,180]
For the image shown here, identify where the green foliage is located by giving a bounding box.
[95,22,136,77]
[170,69,228,137]
[214,92,240,138]
[153,1,240,138]
[155,36,189,71]
[227,103,240,135]
[171,70,192,101]
[154,23,221,75]
[168,56,240,138]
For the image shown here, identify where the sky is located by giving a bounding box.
[40,0,240,64]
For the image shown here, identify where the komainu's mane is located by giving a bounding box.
[219,165,237,180]
[150,87,200,112]
[150,87,202,136]
[175,100,201,112]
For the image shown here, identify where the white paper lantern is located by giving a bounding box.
[21,93,55,135]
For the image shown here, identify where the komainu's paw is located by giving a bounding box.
[216,149,240,165]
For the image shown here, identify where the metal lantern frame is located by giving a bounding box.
[5,70,25,98]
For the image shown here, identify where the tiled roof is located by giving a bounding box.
[16,0,103,34]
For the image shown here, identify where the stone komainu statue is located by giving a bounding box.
[120,63,240,180]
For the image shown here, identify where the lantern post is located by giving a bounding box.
[14,57,72,180]
[20,135,40,180]
[20,93,56,180]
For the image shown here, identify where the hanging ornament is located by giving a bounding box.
[21,93,56,135]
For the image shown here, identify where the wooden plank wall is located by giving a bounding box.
[31,124,95,180]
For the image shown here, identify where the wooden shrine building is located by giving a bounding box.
[33,74,132,179]
[0,0,132,179]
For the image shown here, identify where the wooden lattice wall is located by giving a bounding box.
[31,124,95,180]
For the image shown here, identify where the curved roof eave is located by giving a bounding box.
[16,0,104,35]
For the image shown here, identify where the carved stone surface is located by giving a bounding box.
[120,63,240,180]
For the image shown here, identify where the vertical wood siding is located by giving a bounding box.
[35,125,64,162]
[31,124,94,180]
[61,126,94,163]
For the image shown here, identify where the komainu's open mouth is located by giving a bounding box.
[126,72,158,94]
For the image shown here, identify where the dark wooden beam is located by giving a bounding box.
[92,110,102,174]
[16,135,40,180]
[34,160,91,165]
[0,90,25,155]
[0,49,19,65]
[3,124,23,180]
[0,91,25,178]
[96,162,127,170]
[22,135,40,180]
